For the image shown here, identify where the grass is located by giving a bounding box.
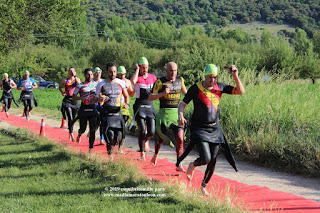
[0,128,242,212]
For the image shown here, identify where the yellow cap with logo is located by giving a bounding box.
[138,57,148,65]
[204,64,218,76]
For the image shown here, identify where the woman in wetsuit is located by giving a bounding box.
[59,67,80,141]
[17,70,38,121]
[0,73,17,117]
[130,57,157,161]
[72,68,98,153]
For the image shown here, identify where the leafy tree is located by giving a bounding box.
[294,28,313,55]
[0,0,85,53]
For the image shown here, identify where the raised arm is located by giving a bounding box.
[230,65,245,95]
[130,63,140,85]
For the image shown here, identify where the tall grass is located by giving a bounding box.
[218,69,320,176]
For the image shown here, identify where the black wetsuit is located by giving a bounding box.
[95,79,127,154]
[130,74,157,152]
[181,81,237,184]
[73,81,98,149]
[61,78,80,133]
[1,80,15,112]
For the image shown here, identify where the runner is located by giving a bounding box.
[0,73,18,117]
[117,66,135,153]
[177,64,245,196]
[92,67,105,145]
[130,57,157,161]
[149,62,187,172]
[59,67,80,141]
[95,62,129,157]
[72,68,98,153]
[17,70,38,121]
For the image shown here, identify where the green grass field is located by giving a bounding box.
[0,129,241,212]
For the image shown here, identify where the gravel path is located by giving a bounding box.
[1,108,319,203]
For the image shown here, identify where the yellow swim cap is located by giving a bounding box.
[24,70,30,75]
[117,66,126,74]
[138,57,148,65]
[204,64,218,76]
[3,73,8,77]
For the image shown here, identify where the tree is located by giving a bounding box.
[0,0,85,53]
[294,28,313,55]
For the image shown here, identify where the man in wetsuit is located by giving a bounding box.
[17,70,38,121]
[149,62,187,172]
[130,57,157,161]
[178,64,245,196]
[72,68,98,153]
[59,67,80,141]
[0,73,17,117]
[95,62,129,157]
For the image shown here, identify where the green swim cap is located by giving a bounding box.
[138,57,148,65]
[93,67,102,73]
[24,70,30,75]
[117,66,126,74]
[204,64,218,76]
[3,73,8,77]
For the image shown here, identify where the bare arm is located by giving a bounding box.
[10,80,17,89]
[230,65,245,95]
[130,63,139,85]
[59,79,66,95]
[177,101,188,126]
[148,87,170,101]
[181,86,187,95]
[126,79,135,97]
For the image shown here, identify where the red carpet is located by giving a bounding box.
[1,113,320,212]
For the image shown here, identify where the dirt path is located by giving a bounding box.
[1,108,319,203]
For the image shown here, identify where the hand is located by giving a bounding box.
[122,103,129,109]
[229,65,238,76]
[164,87,170,95]
[135,63,139,71]
[178,116,187,127]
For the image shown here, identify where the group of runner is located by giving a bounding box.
[1,57,245,196]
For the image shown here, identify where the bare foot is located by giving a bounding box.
[76,134,81,143]
[5,112,9,117]
[99,139,105,145]
[176,164,186,173]
[69,133,75,142]
[186,162,195,181]
[89,148,93,153]
[120,148,126,154]
[144,140,150,152]
[200,186,209,196]
[139,152,146,161]
[151,154,158,166]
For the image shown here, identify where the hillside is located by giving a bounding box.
[87,0,320,35]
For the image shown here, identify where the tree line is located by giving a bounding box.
[87,0,320,37]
